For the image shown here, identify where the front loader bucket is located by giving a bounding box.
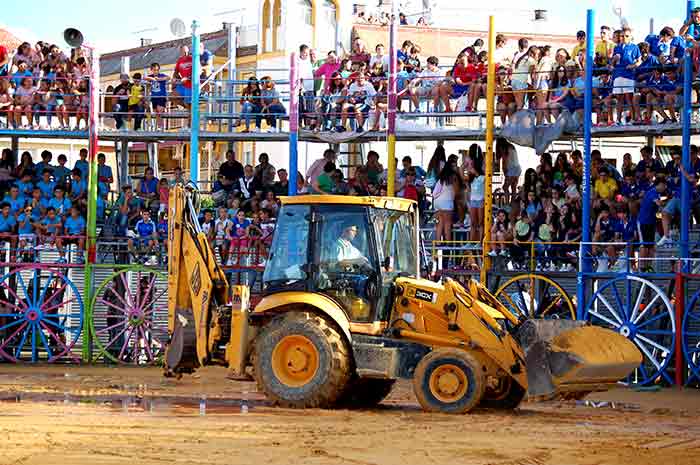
[516,320,642,399]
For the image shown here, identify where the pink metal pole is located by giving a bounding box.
[289,52,299,195]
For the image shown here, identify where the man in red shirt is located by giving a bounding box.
[173,46,193,107]
[0,45,8,76]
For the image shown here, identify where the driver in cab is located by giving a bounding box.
[332,222,370,267]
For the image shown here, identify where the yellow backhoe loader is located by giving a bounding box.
[164,184,641,413]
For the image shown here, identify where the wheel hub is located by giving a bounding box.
[619,324,635,338]
[271,335,319,387]
[25,308,42,322]
[430,364,468,403]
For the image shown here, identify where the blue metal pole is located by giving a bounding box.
[190,21,201,186]
[682,0,696,272]
[578,9,595,319]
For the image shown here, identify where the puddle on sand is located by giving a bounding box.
[0,391,261,416]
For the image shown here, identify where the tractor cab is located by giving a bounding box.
[262,196,419,323]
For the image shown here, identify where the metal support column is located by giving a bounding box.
[289,52,299,195]
[83,46,100,361]
[682,0,696,272]
[386,0,398,197]
[189,21,201,186]
[227,23,237,146]
[480,16,496,284]
[578,9,595,318]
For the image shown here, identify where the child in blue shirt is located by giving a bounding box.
[27,188,48,221]
[53,154,72,187]
[37,169,56,200]
[2,186,25,216]
[129,209,158,253]
[15,171,34,199]
[48,186,72,218]
[74,148,89,180]
[0,202,17,234]
[60,206,86,263]
[69,169,87,209]
[660,68,681,123]
[38,207,62,251]
[16,204,36,260]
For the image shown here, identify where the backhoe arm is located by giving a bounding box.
[165,184,230,374]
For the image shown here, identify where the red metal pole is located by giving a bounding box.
[675,272,684,388]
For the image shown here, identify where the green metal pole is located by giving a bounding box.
[83,46,100,362]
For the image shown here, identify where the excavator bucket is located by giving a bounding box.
[516,320,642,399]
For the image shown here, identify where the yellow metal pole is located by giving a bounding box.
[481,16,496,284]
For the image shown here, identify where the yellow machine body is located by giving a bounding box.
[164,188,642,411]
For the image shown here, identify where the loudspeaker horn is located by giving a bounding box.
[63,28,84,48]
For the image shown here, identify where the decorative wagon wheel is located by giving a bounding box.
[0,265,83,362]
[584,275,675,385]
[493,274,575,320]
[682,287,700,386]
[90,267,168,365]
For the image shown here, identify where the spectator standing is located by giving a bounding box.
[254,153,276,190]
[112,74,131,130]
[298,45,316,129]
[638,178,667,272]
[128,73,146,131]
[612,27,642,124]
[145,62,169,130]
[138,167,159,211]
[314,51,341,93]
[433,163,463,255]
[219,150,244,186]
[53,154,71,187]
[97,153,113,194]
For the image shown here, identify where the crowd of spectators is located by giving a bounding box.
[284,9,700,133]
[0,40,93,130]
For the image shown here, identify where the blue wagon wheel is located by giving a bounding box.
[90,267,168,365]
[682,288,700,386]
[0,266,83,362]
[584,275,675,385]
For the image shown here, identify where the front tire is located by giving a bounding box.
[253,311,351,408]
[479,376,526,409]
[413,348,485,414]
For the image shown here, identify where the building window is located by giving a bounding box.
[262,0,271,52]
[318,0,337,51]
[273,0,282,50]
[300,0,313,26]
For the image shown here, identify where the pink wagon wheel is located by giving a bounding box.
[0,265,83,363]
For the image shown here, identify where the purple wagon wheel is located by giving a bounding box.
[90,267,168,365]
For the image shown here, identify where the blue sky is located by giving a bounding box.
[0,0,688,52]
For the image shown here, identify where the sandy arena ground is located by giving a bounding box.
[0,365,699,465]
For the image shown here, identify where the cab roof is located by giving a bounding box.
[280,195,416,212]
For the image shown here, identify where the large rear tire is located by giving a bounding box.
[479,376,526,409]
[338,378,396,408]
[252,311,352,408]
[413,348,485,414]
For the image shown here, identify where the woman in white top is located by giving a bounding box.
[432,163,463,249]
[468,160,485,246]
[533,46,554,125]
[512,46,539,111]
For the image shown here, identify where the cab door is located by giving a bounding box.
[312,205,380,322]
